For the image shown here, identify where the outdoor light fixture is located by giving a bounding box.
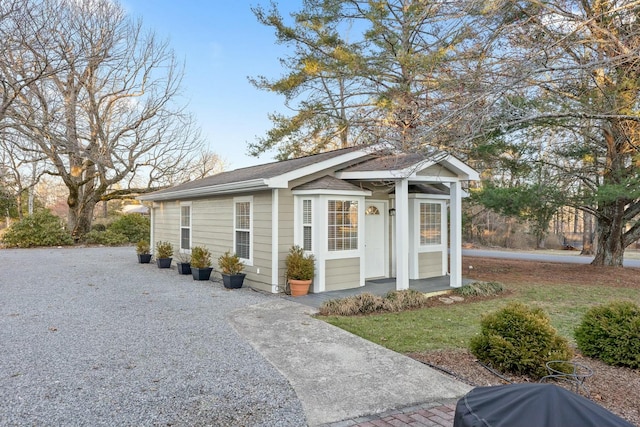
[388,208,396,216]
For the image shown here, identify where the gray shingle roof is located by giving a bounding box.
[338,152,428,172]
[144,146,366,198]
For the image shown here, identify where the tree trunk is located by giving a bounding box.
[580,211,594,256]
[592,201,625,266]
[67,197,97,241]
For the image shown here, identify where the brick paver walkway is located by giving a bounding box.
[322,402,457,427]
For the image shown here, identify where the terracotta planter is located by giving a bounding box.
[289,279,312,296]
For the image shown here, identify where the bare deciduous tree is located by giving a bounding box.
[3,0,205,237]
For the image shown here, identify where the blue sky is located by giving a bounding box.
[123,1,300,169]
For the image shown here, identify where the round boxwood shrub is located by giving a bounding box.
[107,214,150,243]
[1,210,74,248]
[574,301,640,368]
[470,302,574,379]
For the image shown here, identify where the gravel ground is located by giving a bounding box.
[0,246,305,426]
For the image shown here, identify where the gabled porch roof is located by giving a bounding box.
[139,146,479,201]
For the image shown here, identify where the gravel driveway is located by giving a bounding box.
[0,246,305,426]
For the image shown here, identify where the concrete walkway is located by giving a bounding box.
[229,299,471,426]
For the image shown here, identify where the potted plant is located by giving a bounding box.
[155,240,173,268]
[176,252,191,275]
[136,240,151,264]
[218,250,245,289]
[190,246,213,281]
[285,245,315,296]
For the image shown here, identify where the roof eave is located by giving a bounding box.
[137,179,269,201]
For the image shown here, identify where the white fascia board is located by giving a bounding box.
[138,179,268,201]
[266,150,372,188]
[337,155,480,182]
[336,170,407,180]
[409,193,450,200]
[441,155,480,181]
[292,188,372,197]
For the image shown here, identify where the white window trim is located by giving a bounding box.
[414,200,447,253]
[293,196,317,253]
[179,202,192,253]
[324,196,363,259]
[233,196,253,266]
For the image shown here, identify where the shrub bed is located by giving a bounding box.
[318,289,430,316]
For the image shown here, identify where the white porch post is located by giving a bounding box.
[395,179,409,290]
[450,181,462,287]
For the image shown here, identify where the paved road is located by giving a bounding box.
[462,248,640,268]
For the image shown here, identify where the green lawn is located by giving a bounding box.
[319,283,640,353]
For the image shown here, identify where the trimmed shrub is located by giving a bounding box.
[82,229,129,246]
[2,210,74,247]
[575,301,640,368]
[107,214,150,243]
[470,302,574,379]
[454,281,505,297]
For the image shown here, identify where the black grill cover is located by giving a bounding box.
[453,383,634,427]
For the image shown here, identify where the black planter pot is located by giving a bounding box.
[137,254,152,264]
[191,267,213,281]
[177,262,191,275]
[156,257,172,268]
[222,273,246,289]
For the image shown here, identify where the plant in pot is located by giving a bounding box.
[176,252,192,275]
[190,246,213,281]
[218,251,245,289]
[136,240,152,264]
[155,240,173,268]
[285,245,315,296]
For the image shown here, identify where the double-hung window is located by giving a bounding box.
[180,203,191,251]
[328,199,358,251]
[234,197,252,262]
[419,202,441,245]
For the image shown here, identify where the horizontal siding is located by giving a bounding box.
[251,192,273,283]
[325,258,361,291]
[418,252,444,278]
[277,187,295,286]
[156,192,274,291]
[152,201,181,253]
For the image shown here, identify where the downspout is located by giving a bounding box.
[271,189,279,293]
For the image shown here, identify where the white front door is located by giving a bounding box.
[364,201,386,278]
